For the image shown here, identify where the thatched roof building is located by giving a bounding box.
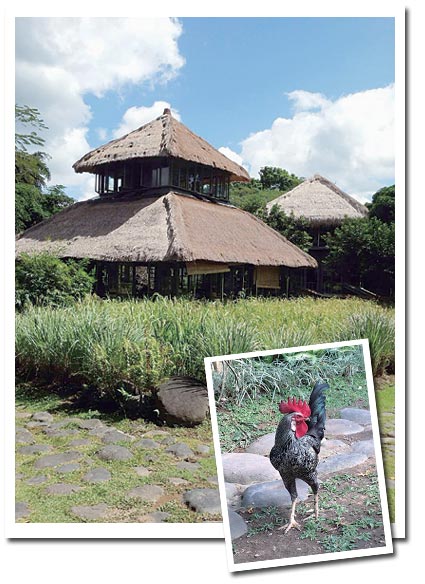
[73,108,250,182]
[17,108,317,298]
[16,191,316,269]
[266,174,368,227]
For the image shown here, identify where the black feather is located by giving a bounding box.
[307,381,328,445]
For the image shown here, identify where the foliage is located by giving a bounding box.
[324,217,395,296]
[15,105,74,233]
[229,180,279,213]
[15,252,95,310]
[258,166,303,191]
[16,296,395,405]
[366,185,395,223]
[262,204,313,252]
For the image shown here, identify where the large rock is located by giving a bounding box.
[325,419,364,436]
[183,489,221,514]
[154,376,209,426]
[351,439,375,458]
[245,433,275,456]
[222,453,281,485]
[320,439,351,460]
[318,452,368,476]
[228,510,248,540]
[339,408,371,426]
[241,479,310,509]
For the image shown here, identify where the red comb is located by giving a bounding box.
[279,397,311,417]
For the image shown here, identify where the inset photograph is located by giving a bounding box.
[206,339,393,571]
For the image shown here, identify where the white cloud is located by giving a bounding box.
[240,85,395,200]
[218,146,244,167]
[15,17,184,200]
[112,102,181,138]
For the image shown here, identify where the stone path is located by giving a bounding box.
[223,407,378,541]
[15,409,219,523]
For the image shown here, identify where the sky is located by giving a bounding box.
[15,17,395,202]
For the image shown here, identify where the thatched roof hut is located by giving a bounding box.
[15,191,316,269]
[73,108,250,183]
[266,174,368,227]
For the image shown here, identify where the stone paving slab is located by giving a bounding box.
[245,433,275,456]
[222,453,281,484]
[183,488,221,514]
[228,509,248,540]
[325,418,364,436]
[318,452,368,476]
[339,408,372,426]
[351,439,375,458]
[18,444,53,455]
[134,438,161,449]
[34,451,81,469]
[25,475,48,486]
[45,483,83,495]
[166,442,195,459]
[83,467,112,483]
[241,479,310,509]
[97,445,133,461]
[32,411,54,423]
[127,485,165,502]
[15,502,30,520]
[71,503,109,521]
[16,428,35,444]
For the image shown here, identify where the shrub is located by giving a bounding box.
[15,252,95,310]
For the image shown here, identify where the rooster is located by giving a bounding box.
[269,381,328,533]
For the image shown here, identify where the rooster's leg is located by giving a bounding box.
[314,492,319,519]
[279,498,302,533]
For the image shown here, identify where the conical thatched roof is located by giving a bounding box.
[266,174,368,227]
[15,192,316,269]
[73,109,250,182]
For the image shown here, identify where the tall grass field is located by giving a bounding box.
[15,296,395,403]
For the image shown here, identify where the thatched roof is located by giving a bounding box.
[266,174,368,227]
[73,108,250,182]
[16,192,317,269]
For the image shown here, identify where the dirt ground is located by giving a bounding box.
[232,461,387,564]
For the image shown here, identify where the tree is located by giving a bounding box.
[366,185,395,223]
[258,167,302,191]
[262,204,313,252]
[15,105,74,233]
[324,217,395,296]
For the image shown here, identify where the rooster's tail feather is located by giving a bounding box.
[307,381,328,441]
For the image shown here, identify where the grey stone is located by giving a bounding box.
[15,502,30,520]
[18,444,53,455]
[25,475,48,486]
[166,442,194,459]
[26,421,50,429]
[16,428,35,444]
[320,439,351,460]
[195,444,210,455]
[183,489,222,514]
[127,485,165,502]
[141,511,170,522]
[15,473,24,480]
[89,426,110,437]
[69,439,92,447]
[225,482,244,508]
[76,419,104,430]
[57,463,81,473]
[175,461,200,472]
[134,466,150,477]
[142,430,170,439]
[351,439,376,458]
[101,429,135,444]
[222,453,281,484]
[34,451,81,469]
[318,452,368,476]
[134,438,161,449]
[97,445,133,461]
[45,483,83,495]
[43,428,79,438]
[154,376,209,426]
[16,411,32,420]
[241,479,310,509]
[325,418,364,436]
[71,503,109,521]
[339,408,371,426]
[83,467,112,483]
[207,475,218,485]
[245,433,275,456]
[168,477,188,486]
[228,509,248,540]
[32,411,54,423]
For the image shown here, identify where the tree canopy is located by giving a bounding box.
[366,185,395,223]
[15,105,74,234]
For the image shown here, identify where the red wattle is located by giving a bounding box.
[295,420,308,438]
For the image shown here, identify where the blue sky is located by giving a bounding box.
[15,17,395,201]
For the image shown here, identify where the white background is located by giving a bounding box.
[2,1,422,582]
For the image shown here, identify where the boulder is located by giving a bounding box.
[228,510,248,540]
[222,452,281,484]
[339,408,371,426]
[245,433,275,456]
[241,479,309,509]
[153,376,209,426]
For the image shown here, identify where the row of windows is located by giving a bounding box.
[95,161,230,200]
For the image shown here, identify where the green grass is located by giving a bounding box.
[16,296,395,406]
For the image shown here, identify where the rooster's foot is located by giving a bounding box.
[279,520,302,534]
